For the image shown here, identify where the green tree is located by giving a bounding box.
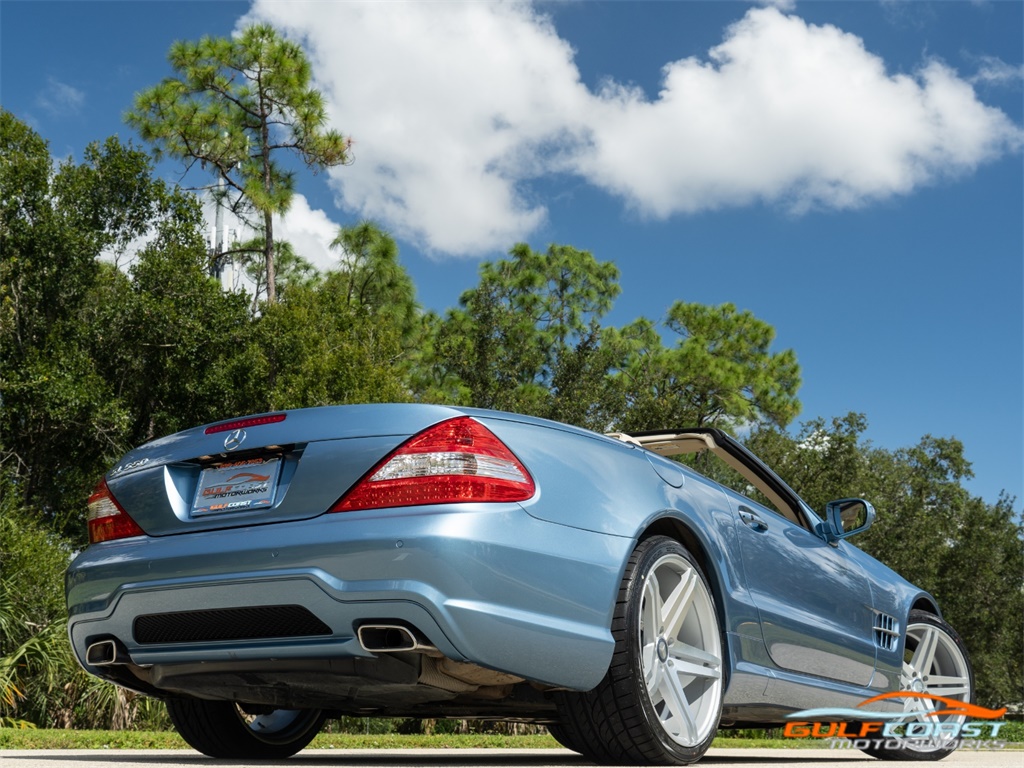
[1,113,165,360]
[612,301,801,432]
[221,223,421,410]
[431,243,623,429]
[1,112,259,538]
[250,279,409,410]
[237,236,320,311]
[126,23,351,303]
[855,436,974,588]
[933,494,1023,708]
[0,474,75,728]
[86,194,259,446]
[330,221,418,339]
[746,413,870,512]
[0,480,170,730]
[1,113,171,534]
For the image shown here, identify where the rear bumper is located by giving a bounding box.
[66,503,630,691]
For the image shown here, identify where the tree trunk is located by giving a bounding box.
[264,208,276,304]
[261,97,276,304]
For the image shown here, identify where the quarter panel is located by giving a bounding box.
[478,416,763,650]
[478,416,677,537]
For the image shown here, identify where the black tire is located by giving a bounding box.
[555,536,724,765]
[547,723,586,754]
[166,697,326,759]
[857,610,974,761]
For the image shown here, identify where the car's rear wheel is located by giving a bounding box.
[555,535,724,765]
[857,610,973,761]
[166,698,325,759]
[547,723,586,753]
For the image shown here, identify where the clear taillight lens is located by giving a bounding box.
[87,479,145,544]
[330,416,535,512]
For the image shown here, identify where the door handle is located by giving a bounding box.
[738,507,769,531]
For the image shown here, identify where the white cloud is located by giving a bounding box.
[577,9,1023,216]
[245,2,1022,257]
[35,76,85,116]
[273,195,343,272]
[968,55,1024,87]
[202,193,343,273]
[754,0,798,11]
[247,0,587,257]
[100,192,341,284]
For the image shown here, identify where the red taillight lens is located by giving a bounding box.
[330,417,535,512]
[87,479,145,544]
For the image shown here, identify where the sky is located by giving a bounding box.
[2,0,1021,508]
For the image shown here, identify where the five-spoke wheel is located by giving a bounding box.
[639,550,724,749]
[858,609,974,761]
[553,536,724,764]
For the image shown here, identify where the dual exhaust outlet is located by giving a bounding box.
[85,623,432,666]
[85,638,130,667]
[356,624,436,653]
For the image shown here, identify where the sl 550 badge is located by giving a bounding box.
[110,457,150,477]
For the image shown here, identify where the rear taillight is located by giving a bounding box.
[87,479,145,544]
[330,416,535,512]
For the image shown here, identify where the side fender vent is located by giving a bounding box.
[873,611,899,652]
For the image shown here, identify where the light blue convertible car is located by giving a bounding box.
[66,405,973,763]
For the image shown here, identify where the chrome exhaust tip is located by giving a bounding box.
[357,624,435,653]
[86,638,130,666]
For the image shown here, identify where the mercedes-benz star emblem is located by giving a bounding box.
[223,429,247,451]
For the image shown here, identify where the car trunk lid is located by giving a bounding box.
[103,404,465,537]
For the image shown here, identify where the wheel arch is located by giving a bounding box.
[640,518,714,590]
[637,516,732,648]
[910,594,942,619]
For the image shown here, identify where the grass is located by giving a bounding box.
[0,729,189,750]
[2,726,1021,751]
[0,730,561,750]
[0,729,812,750]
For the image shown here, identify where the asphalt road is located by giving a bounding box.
[0,748,1020,768]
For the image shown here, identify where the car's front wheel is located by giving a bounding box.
[857,610,974,761]
[166,698,325,759]
[555,535,724,764]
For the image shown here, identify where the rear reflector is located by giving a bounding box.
[330,417,535,512]
[88,479,145,544]
[205,413,286,435]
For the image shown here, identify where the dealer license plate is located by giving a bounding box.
[192,456,282,516]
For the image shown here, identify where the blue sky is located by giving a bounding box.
[2,1,1021,508]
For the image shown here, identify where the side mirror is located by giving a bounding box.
[824,498,875,543]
